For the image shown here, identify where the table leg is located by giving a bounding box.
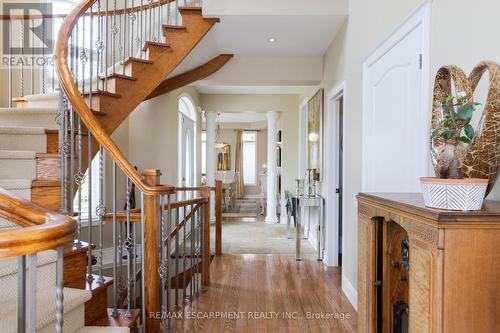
[318,203,323,261]
[296,202,301,261]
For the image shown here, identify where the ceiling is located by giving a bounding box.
[210,15,345,57]
[168,3,347,95]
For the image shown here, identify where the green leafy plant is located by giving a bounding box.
[432,94,481,179]
[431,94,480,144]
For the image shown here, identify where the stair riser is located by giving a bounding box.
[0,134,47,153]
[31,185,61,210]
[163,29,188,45]
[86,95,115,113]
[0,159,36,180]
[0,114,58,128]
[84,288,108,326]
[103,78,129,94]
[0,261,55,302]
[145,44,172,61]
[36,156,60,181]
[124,61,152,77]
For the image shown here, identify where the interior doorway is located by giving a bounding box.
[326,82,345,267]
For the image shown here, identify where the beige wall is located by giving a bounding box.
[127,86,201,186]
[310,0,500,305]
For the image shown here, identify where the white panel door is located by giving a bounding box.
[363,22,427,192]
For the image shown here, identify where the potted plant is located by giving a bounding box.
[421,93,488,210]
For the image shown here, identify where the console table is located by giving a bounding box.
[357,193,500,333]
[285,191,324,261]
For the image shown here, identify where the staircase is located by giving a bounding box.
[0,0,223,332]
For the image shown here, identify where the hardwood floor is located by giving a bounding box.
[170,254,357,333]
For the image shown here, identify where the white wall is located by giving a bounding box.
[311,0,500,308]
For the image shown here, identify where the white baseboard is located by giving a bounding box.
[342,274,358,311]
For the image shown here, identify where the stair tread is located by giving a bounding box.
[163,24,187,30]
[0,107,58,114]
[0,126,46,134]
[35,152,59,158]
[83,90,121,98]
[100,73,137,81]
[91,308,140,328]
[0,249,56,278]
[76,327,130,333]
[0,179,32,189]
[0,287,91,333]
[142,41,171,52]
[125,57,154,64]
[31,179,60,187]
[0,150,36,159]
[86,274,114,294]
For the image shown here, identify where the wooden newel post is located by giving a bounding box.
[201,186,211,287]
[142,169,161,332]
[215,180,222,255]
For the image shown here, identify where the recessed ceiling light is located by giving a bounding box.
[267,37,277,43]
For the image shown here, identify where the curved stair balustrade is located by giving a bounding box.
[53,0,217,331]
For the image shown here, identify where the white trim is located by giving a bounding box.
[298,97,309,179]
[362,1,431,191]
[342,274,358,311]
[323,81,346,267]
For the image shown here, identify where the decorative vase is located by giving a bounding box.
[420,177,488,211]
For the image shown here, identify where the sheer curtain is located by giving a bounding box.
[234,129,245,198]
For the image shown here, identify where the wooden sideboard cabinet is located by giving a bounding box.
[357,193,500,333]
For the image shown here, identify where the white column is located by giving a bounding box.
[265,111,280,224]
[205,111,217,222]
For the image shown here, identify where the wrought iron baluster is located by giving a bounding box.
[190,201,195,299]
[87,131,94,282]
[174,205,179,308]
[97,146,106,283]
[27,253,37,332]
[17,255,26,333]
[112,161,119,317]
[55,247,64,333]
[126,177,133,316]
[159,195,167,331]
[31,19,35,95]
[182,204,188,302]
[41,18,46,94]
[20,19,24,98]
[122,1,128,75]
[8,21,12,108]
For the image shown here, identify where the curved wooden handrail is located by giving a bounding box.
[0,189,76,258]
[55,0,175,196]
[0,0,175,20]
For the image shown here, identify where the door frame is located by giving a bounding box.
[361,1,431,191]
[325,81,346,267]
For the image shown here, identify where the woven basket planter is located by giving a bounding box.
[420,177,488,211]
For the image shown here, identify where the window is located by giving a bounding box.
[73,151,104,221]
[201,131,206,174]
[178,96,196,121]
[243,131,257,185]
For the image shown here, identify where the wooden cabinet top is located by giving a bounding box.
[357,192,500,227]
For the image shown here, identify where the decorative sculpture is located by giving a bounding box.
[430,61,500,196]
